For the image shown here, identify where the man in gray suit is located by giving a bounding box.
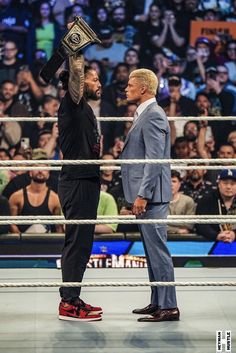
[120,69,179,322]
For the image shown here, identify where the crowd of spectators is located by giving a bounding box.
[0,0,236,242]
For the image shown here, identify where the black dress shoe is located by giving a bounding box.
[138,307,180,322]
[132,304,159,315]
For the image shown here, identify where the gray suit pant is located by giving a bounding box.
[138,202,177,309]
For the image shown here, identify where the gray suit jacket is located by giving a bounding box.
[120,101,172,204]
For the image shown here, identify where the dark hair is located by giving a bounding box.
[94,6,108,20]
[175,137,189,145]
[226,39,236,49]
[38,128,52,137]
[1,79,15,87]
[84,65,95,76]
[89,59,107,85]
[124,47,139,59]
[13,147,32,160]
[35,0,56,27]
[171,170,181,180]
[42,94,58,106]
[0,148,11,159]
[111,62,129,82]
[184,120,199,131]
[218,143,235,150]
[195,92,210,101]
[59,66,95,91]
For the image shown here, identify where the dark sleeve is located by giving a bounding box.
[53,21,64,49]
[101,86,116,106]
[27,25,36,67]
[0,197,10,234]
[158,98,169,109]
[195,198,219,240]
[218,90,234,116]
[180,97,198,116]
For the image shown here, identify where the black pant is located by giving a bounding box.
[58,177,100,302]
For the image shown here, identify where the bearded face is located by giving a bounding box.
[30,170,49,184]
[84,70,101,101]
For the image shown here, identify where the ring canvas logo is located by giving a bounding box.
[216,331,231,352]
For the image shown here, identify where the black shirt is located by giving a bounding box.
[196,191,236,240]
[0,60,23,85]
[19,187,54,233]
[0,195,10,234]
[0,4,31,55]
[181,180,217,204]
[16,89,40,116]
[159,95,198,117]
[58,93,100,180]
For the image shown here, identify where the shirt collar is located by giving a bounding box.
[136,97,157,118]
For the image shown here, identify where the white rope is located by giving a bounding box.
[0,215,235,221]
[2,165,236,171]
[167,215,236,219]
[0,281,235,288]
[0,215,136,220]
[0,158,236,166]
[2,166,121,171]
[0,116,236,122]
[1,218,236,225]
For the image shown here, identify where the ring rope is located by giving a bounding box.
[0,215,235,220]
[0,115,234,289]
[2,165,236,171]
[0,116,236,122]
[0,281,235,288]
[1,218,236,225]
[1,166,122,171]
[0,158,235,165]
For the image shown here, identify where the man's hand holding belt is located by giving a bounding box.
[40,17,101,83]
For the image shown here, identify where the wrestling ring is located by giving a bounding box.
[0,115,235,353]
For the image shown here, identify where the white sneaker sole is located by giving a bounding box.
[58,315,102,322]
[89,310,103,315]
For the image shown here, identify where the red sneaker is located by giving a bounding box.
[79,299,103,315]
[58,301,102,322]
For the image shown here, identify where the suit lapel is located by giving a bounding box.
[122,102,156,151]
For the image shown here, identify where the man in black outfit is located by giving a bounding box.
[57,42,102,321]
[196,169,236,242]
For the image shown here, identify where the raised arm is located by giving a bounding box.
[68,53,85,105]
[197,121,209,159]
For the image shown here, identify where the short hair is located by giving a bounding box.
[125,47,139,58]
[195,92,210,101]
[1,79,15,88]
[129,69,158,95]
[175,136,189,145]
[42,95,58,106]
[218,143,234,150]
[0,148,11,159]
[171,170,182,181]
[226,39,236,50]
[184,120,199,131]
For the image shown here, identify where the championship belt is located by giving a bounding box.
[40,16,101,83]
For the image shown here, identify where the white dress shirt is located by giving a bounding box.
[134,97,157,123]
